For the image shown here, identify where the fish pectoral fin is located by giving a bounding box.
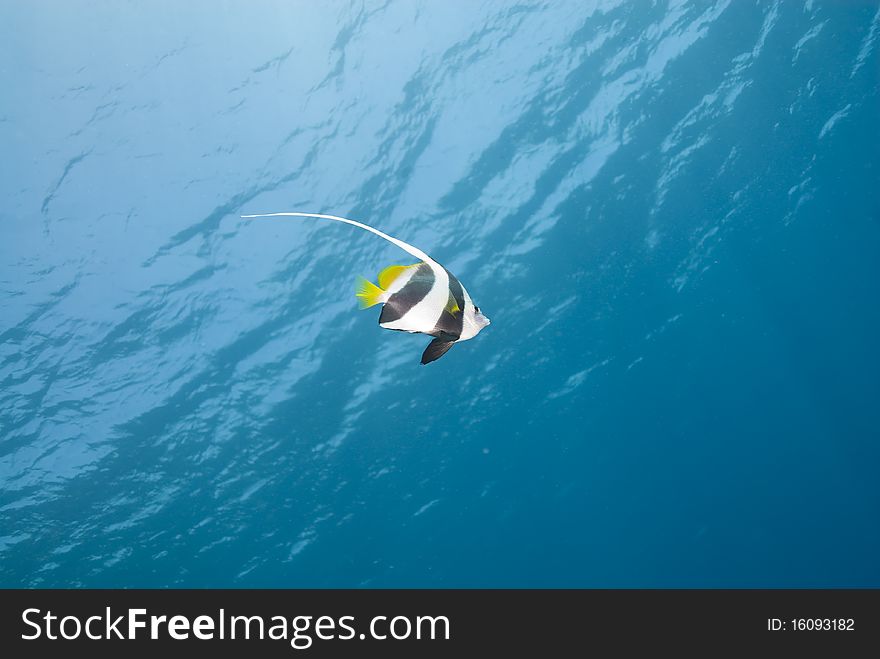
[355,276,384,309]
[444,293,460,316]
[421,338,456,365]
[378,263,418,289]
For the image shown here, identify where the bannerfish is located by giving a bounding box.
[241,212,490,364]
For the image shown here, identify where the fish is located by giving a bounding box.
[241,212,490,364]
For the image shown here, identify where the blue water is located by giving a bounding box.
[2,1,879,588]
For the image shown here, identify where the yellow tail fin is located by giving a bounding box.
[355,277,385,309]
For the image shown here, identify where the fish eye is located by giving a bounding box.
[474,306,480,314]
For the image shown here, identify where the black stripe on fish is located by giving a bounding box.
[379,263,435,324]
[429,269,465,340]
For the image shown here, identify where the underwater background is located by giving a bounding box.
[2,1,878,587]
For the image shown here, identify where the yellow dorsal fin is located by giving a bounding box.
[355,276,384,309]
[378,264,415,289]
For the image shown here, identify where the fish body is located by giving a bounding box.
[242,212,490,364]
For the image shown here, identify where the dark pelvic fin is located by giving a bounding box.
[421,338,456,365]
